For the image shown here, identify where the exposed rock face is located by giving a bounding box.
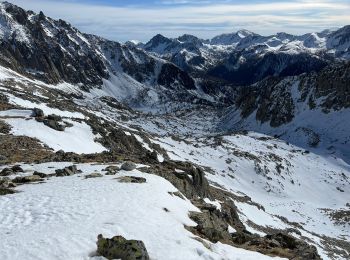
[140,161,210,198]
[264,233,321,259]
[157,63,196,90]
[96,234,150,260]
[235,77,295,127]
[0,2,199,99]
[208,52,328,87]
[303,61,350,111]
[0,2,108,86]
[230,61,350,128]
[188,209,231,243]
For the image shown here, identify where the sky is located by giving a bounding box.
[8,0,350,42]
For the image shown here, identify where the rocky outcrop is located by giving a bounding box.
[117,176,146,183]
[0,167,14,176]
[140,161,210,198]
[13,175,43,183]
[33,171,48,178]
[96,234,149,260]
[31,108,44,118]
[234,77,295,127]
[55,165,81,177]
[0,187,16,195]
[85,173,103,179]
[0,177,16,188]
[103,165,120,175]
[157,63,196,90]
[0,120,11,134]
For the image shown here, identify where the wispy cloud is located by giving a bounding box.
[8,0,350,42]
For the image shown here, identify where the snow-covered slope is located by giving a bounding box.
[154,132,350,259]
[0,162,287,260]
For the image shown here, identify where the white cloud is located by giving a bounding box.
[8,0,350,42]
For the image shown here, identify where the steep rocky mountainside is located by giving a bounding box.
[0,2,349,260]
[0,1,211,109]
[219,61,350,164]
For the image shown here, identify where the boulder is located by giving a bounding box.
[13,175,43,183]
[121,162,137,171]
[96,234,149,260]
[85,173,103,179]
[0,177,16,188]
[103,165,120,175]
[55,165,80,177]
[0,167,13,176]
[32,108,44,118]
[43,118,65,131]
[0,188,16,196]
[12,165,24,173]
[188,210,230,243]
[117,176,146,184]
[33,171,48,178]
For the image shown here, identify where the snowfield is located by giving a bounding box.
[0,163,285,260]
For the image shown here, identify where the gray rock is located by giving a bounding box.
[13,175,43,183]
[55,165,80,177]
[0,168,14,176]
[12,165,24,173]
[103,165,120,175]
[85,173,103,179]
[33,171,48,178]
[0,177,16,188]
[43,118,65,131]
[0,188,16,196]
[121,162,136,171]
[96,234,149,260]
[117,176,146,183]
[32,108,44,118]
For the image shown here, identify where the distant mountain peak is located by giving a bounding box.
[235,29,255,38]
[210,29,258,45]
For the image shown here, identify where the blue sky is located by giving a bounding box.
[9,0,350,42]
